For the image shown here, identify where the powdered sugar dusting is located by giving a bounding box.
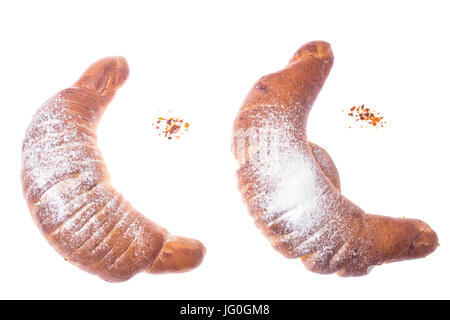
[234,105,347,262]
[22,96,101,204]
[21,90,173,280]
[258,151,321,218]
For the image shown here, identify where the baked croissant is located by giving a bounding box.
[232,41,438,276]
[21,57,205,282]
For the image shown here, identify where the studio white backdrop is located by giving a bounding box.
[1,0,449,299]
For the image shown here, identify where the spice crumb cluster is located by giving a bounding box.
[152,113,190,140]
[344,105,386,128]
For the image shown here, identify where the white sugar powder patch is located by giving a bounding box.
[234,107,342,259]
[241,120,328,226]
[253,147,333,244]
[23,97,100,199]
[258,151,321,217]
[21,91,173,279]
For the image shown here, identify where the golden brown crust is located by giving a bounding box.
[22,57,205,282]
[232,41,438,276]
[147,235,207,274]
[309,142,341,192]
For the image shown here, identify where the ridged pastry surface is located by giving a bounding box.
[232,41,438,276]
[22,57,205,282]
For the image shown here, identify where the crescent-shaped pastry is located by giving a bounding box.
[22,57,205,282]
[232,41,438,276]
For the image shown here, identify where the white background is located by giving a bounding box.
[1,0,449,299]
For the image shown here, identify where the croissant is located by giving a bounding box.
[21,57,205,282]
[232,41,438,276]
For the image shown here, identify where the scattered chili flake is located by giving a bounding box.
[344,104,386,128]
[152,111,190,140]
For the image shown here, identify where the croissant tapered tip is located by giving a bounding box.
[74,56,130,98]
[147,236,206,274]
[368,215,439,265]
[289,41,333,64]
[404,220,439,259]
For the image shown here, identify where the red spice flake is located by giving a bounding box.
[344,104,386,128]
[152,114,190,140]
[169,125,181,135]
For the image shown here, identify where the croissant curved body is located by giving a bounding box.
[232,41,438,276]
[22,57,205,282]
